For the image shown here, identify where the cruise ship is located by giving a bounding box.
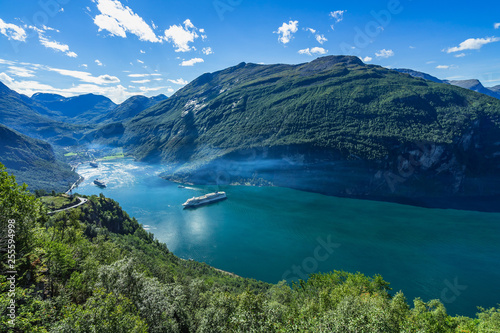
[182,191,226,208]
[93,179,106,188]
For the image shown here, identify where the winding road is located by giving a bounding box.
[48,197,88,215]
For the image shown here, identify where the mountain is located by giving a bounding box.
[0,81,87,144]
[393,70,500,100]
[447,79,500,100]
[95,55,500,210]
[31,92,117,122]
[393,68,445,83]
[31,92,67,102]
[92,94,168,124]
[0,123,79,192]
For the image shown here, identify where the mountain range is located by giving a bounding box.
[394,68,500,100]
[1,56,499,210]
[0,81,167,191]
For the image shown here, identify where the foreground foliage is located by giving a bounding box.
[1,164,499,332]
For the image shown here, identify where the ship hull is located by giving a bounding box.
[183,196,226,209]
[93,180,106,188]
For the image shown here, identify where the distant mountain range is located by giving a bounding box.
[394,68,500,100]
[29,91,167,124]
[0,81,167,191]
[1,57,500,209]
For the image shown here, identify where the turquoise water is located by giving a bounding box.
[75,159,500,317]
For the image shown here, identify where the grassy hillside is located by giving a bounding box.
[1,164,499,332]
[0,124,78,192]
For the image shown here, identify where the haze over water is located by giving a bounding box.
[75,159,500,317]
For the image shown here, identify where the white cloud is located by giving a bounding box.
[362,56,372,62]
[495,23,500,29]
[140,49,146,54]
[0,58,174,103]
[139,86,170,93]
[305,28,316,34]
[0,58,16,65]
[38,34,78,57]
[95,59,103,66]
[128,73,161,78]
[8,66,35,78]
[298,47,328,56]
[131,79,150,84]
[29,26,78,58]
[168,78,188,85]
[137,59,144,64]
[93,0,160,42]
[0,18,27,42]
[316,34,327,44]
[426,60,436,64]
[41,25,59,33]
[436,65,450,69]
[3,76,134,103]
[454,53,466,58]
[47,67,120,84]
[446,37,500,53]
[163,19,202,52]
[375,49,394,58]
[180,58,204,66]
[409,46,416,49]
[275,20,299,44]
[202,47,213,55]
[0,72,14,84]
[330,10,346,23]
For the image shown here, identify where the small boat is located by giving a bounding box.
[93,179,106,188]
[89,161,99,168]
[182,191,226,208]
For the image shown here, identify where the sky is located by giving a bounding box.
[0,0,499,103]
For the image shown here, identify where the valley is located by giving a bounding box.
[1,56,500,210]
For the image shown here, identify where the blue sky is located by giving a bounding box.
[0,0,499,103]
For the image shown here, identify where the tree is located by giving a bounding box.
[0,163,47,281]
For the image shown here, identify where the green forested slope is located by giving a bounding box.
[121,56,500,163]
[0,124,78,192]
[1,165,499,332]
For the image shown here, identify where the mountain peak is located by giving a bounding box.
[448,79,484,90]
[31,92,66,102]
[298,55,364,73]
[393,68,445,84]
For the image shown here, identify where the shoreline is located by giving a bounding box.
[75,158,500,213]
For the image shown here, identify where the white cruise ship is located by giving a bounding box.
[182,191,226,208]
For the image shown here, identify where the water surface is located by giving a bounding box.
[75,159,500,316]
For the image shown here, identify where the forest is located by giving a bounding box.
[1,163,499,332]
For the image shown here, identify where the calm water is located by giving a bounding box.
[75,159,500,317]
